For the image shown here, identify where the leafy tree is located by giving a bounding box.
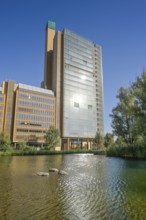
[132,71,146,137]
[0,132,12,151]
[110,71,146,148]
[110,87,136,144]
[114,136,126,147]
[44,126,60,150]
[93,132,104,149]
[104,133,114,148]
[133,135,145,146]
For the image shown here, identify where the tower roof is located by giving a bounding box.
[46,21,55,30]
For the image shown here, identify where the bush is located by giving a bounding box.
[17,142,27,150]
[16,142,36,152]
[106,145,146,159]
[0,132,12,152]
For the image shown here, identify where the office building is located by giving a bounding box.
[0,21,104,150]
[42,21,104,149]
[0,80,56,147]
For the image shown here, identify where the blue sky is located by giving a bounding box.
[0,0,146,133]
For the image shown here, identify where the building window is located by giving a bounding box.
[6,113,12,118]
[88,105,92,110]
[83,60,87,64]
[74,102,79,108]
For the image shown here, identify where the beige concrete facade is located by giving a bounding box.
[0,80,56,145]
[52,32,63,133]
[43,22,55,90]
[94,45,104,134]
[2,81,17,139]
[0,87,5,133]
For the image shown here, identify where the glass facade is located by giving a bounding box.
[62,29,97,138]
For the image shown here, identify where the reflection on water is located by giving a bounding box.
[0,155,146,219]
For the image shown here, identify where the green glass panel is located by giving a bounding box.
[47,21,55,30]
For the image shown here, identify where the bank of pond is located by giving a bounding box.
[106,145,146,159]
[0,145,146,159]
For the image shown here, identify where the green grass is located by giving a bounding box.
[0,149,106,156]
[106,145,146,159]
[1,146,146,159]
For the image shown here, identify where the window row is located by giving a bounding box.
[64,45,93,60]
[17,128,47,133]
[64,81,95,94]
[64,47,93,60]
[64,32,93,49]
[65,29,93,46]
[64,63,93,77]
[16,121,52,127]
[64,54,93,68]
[0,98,3,102]
[65,58,93,72]
[18,107,54,115]
[19,101,54,109]
[64,75,94,88]
[64,37,92,52]
[74,102,93,110]
[19,93,54,103]
[15,135,44,141]
[64,41,93,56]
[64,50,93,65]
[65,68,93,82]
[18,114,54,121]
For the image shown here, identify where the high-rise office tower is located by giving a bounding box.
[43,21,104,149]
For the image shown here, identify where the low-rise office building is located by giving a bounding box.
[0,80,56,146]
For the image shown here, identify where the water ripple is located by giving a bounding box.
[0,155,146,219]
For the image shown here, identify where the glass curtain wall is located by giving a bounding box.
[63,29,97,138]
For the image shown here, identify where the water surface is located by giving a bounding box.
[0,155,146,220]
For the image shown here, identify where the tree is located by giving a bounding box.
[114,136,126,147]
[134,135,145,146]
[44,126,60,150]
[110,87,136,144]
[132,71,146,137]
[0,132,11,151]
[110,71,146,147]
[93,132,104,149]
[104,133,114,148]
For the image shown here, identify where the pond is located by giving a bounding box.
[0,154,146,220]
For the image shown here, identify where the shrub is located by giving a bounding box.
[0,132,12,151]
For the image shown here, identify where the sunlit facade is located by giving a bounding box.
[0,80,56,146]
[0,21,104,150]
[63,29,97,138]
[43,21,104,149]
